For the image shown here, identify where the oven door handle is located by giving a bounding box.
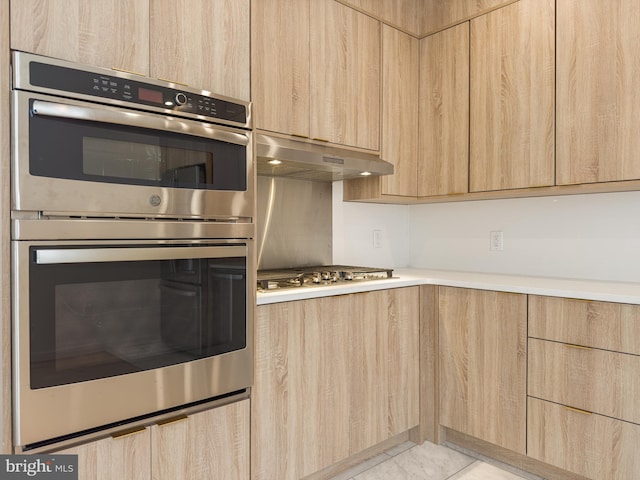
[35,246,247,265]
[30,100,249,146]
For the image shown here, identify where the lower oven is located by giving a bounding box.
[12,236,253,449]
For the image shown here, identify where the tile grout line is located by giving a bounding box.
[444,459,480,480]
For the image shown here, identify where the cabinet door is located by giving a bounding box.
[528,397,640,480]
[151,400,250,480]
[10,0,149,75]
[528,295,640,356]
[529,338,640,425]
[252,288,419,480]
[469,0,554,192]
[251,0,310,135]
[556,0,640,184]
[56,428,151,480]
[438,287,527,453]
[252,297,350,480]
[349,287,420,453]
[380,25,419,197]
[310,1,380,150]
[150,0,250,101]
[418,23,469,197]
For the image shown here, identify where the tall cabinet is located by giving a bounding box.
[10,0,150,75]
[10,0,250,100]
[150,0,250,101]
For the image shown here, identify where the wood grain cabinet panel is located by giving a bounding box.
[529,338,640,425]
[469,0,554,192]
[528,397,640,480]
[54,400,249,480]
[339,0,421,35]
[380,25,419,197]
[252,288,419,480]
[151,0,250,101]
[342,23,418,201]
[251,0,310,134]
[10,0,149,75]
[557,0,640,185]
[438,287,527,453]
[418,23,469,197]
[151,400,250,480]
[310,0,380,150]
[56,429,151,480]
[529,295,640,355]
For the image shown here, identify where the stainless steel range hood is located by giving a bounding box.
[255,133,394,182]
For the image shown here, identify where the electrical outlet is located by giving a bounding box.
[490,231,504,251]
[373,229,383,248]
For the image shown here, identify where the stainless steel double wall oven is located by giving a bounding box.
[10,52,254,450]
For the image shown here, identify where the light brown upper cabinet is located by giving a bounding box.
[251,0,310,136]
[253,0,380,151]
[556,0,640,185]
[380,25,419,197]
[11,0,250,100]
[342,23,417,201]
[469,0,555,192]
[438,287,527,454]
[310,1,380,150]
[151,0,250,101]
[418,22,469,197]
[10,0,150,75]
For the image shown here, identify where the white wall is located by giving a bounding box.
[334,182,640,283]
[332,182,411,267]
[409,191,640,283]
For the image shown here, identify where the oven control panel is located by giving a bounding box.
[13,52,248,127]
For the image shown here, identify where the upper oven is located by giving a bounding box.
[11,51,253,221]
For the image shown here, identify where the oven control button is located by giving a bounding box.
[175,92,188,106]
[149,194,162,207]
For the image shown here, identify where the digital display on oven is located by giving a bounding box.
[138,87,164,105]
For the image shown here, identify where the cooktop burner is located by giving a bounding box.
[257,265,393,291]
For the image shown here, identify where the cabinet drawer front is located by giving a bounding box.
[528,338,640,424]
[529,295,640,355]
[528,397,640,480]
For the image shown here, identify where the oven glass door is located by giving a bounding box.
[27,244,247,389]
[28,99,247,192]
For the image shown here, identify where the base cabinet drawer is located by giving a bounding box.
[528,397,640,480]
[528,296,640,355]
[528,338,640,424]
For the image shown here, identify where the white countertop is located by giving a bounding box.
[256,268,640,305]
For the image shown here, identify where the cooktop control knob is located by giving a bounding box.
[174,92,188,106]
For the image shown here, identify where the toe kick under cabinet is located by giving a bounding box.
[527,295,640,480]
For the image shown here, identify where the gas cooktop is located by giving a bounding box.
[257,265,393,292]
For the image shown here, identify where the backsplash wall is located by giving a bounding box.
[334,182,640,283]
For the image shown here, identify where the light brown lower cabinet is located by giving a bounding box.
[56,428,151,480]
[252,287,420,480]
[528,397,640,480]
[528,338,640,425]
[526,294,640,480]
[55,399,250,480]
[438,287,527,454]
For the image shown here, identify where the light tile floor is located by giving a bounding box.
[329,441,543,480]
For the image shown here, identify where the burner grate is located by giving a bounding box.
[257,265,393,291]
